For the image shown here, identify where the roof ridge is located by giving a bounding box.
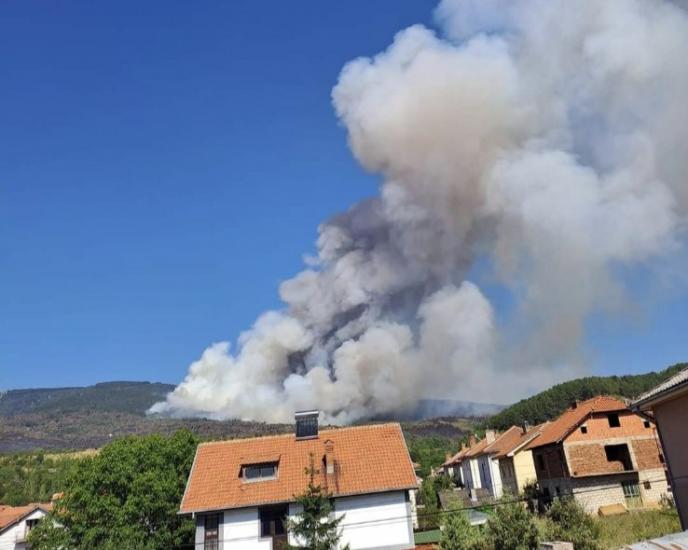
[197,422,402,447]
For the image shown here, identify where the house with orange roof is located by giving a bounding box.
[491,423,543,496]
[0,502,52,550]
[526,396,669,514]
[180,411,418,550]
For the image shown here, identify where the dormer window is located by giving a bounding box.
[242,462,278,481]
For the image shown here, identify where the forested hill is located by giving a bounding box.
[0,381,175,416]
[485,363,686,431]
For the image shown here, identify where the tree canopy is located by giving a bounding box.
[28,430,198,550]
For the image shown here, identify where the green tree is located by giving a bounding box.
[28,430,198,550]
[418,477,440,530]
[287,454,349,550]
[544,498,601,550]
[440,508,489,550]
[486,498,539,550]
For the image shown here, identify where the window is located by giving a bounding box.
[605,444,633,471]
[260,505,288,547]
[644,481,652,490]
[580,425,588,434]
[295,411,319,439]
[622,481,642,509]
[25,519,40,532]
[537,454,545,471]
[607,413,621,428]
[659,453,665,464]
[643,420,651,429]
[242,462,278,481]
[204,514,220,550]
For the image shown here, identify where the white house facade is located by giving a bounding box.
[0,505,51,550]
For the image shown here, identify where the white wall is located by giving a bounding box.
[221,508,271,550]
[335,491,414,550]
[0,509,48,550]
[199,490,414,550]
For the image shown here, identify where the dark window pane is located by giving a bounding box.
[607,413,621,428]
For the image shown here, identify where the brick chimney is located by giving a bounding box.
[485,430,496,444]
[323,439,336,493]
[468,435,477,446]
[522,421,531,435]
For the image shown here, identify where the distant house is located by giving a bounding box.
[484,424,542,497]
[632,365,688,530]
[527,396,669,514]
[0,503,52,550]
[180,411,418,550]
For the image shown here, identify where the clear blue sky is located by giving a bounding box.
[1,1,685,390]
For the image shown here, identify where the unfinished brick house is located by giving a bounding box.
[526,396,669,514]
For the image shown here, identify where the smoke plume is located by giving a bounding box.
[151,0,688,423]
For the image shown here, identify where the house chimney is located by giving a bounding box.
[324,440,335,475]
[295,410,319,440]
[571,400,579,409]
[485,430,496,444]
[522,421,531,435]
[461,442,467,452]
[468,435,477,447]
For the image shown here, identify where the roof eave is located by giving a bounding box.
[178,484,420,515]
[633,381,688,410]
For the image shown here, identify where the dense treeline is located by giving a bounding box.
[486,363,686,431]
[0,453,77,505]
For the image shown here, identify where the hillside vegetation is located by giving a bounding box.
[486,363,686,430]
[0,381,174,416]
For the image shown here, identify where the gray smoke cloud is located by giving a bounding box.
[151,0,688,423]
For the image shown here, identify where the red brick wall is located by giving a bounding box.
[567,443,627,476]
[566,410,654,442]
[632,438,664,470]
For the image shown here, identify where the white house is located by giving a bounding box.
[180,412,418,550]
[0,503,51,550]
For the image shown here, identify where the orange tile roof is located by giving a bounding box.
[526,396,627,449]
[483,426,526,457]
[488,425,544,459]
[180,423,418,513]
[0,503,52,534]
[463,437,490,458]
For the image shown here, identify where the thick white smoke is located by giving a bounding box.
[151,0,688,423]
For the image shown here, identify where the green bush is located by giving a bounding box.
[544,498,601,550]
[486,499,539,550]
[440,508,489,550]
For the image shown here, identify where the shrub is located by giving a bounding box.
[544,497,601,550]
[486,499,539,550]
[440,508,489,550]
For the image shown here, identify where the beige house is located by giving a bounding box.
[491,424,542,495]
[633,365,688,530]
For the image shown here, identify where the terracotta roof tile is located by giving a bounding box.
[526,396,627,449]
[488,425,544,459]
[180,423,417,513]
[464,438,490,459]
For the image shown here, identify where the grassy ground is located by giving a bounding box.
[596,509,681,549]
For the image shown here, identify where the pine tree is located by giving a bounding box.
[287,454,349,550]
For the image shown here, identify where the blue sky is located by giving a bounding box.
[1,1,685,390]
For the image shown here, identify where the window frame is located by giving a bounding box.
[242,461,279,482]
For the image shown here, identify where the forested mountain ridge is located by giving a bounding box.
[485,363,686,430]
[0,381,175,416]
